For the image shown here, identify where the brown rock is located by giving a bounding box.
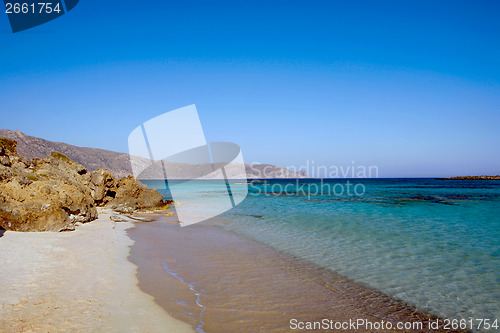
[0,155,11,166]
[104,176,164,213]
[0,137,165,232]
[110,215,128,222]
[0,142,97,232]
[87,168,116,203]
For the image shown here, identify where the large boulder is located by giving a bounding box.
[86,168,115,203]
[0,179,97,231]
[108,176,164,213]
[87,170,165,213]
[0,140,97,232]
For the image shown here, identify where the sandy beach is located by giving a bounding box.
[0,208,194,333]
[0,207,477,333]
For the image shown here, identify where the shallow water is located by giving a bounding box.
[129,219,462,332]
[142,178,500,331]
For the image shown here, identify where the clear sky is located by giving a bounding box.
[1,0,499,177]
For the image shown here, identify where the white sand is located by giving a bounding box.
[0,209,195,333]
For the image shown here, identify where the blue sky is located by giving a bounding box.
[1,0,499,177]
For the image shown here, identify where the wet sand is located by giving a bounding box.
[128,216,465,333]
[0,209,194,333]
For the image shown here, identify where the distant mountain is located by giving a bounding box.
[0,130,308,179]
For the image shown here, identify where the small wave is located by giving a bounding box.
[161,262,206,333]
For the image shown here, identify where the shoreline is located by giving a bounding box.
[0,208,194,333]
[128,215,466,333]
[0,207,480,333]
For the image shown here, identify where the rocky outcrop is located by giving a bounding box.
[0,139,97,232]
[0,129,147,178]
[439,175,500,180]
[0,138,166,232]
[86,169,164,213]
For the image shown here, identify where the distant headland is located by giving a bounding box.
[439,175,500,180]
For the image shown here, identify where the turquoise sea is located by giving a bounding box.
[143,178,500,329]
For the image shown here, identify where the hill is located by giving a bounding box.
[0,130,308,179]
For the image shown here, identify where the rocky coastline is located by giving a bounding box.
[439,175,500,180]
[0,138,168,232]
